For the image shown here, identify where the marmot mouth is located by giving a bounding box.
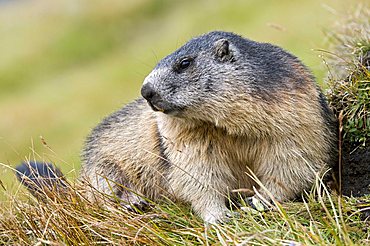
[147,101,164,113]
[146,100,184,116]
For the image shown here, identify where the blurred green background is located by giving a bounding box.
[0,0,352,200]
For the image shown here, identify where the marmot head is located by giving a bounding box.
[141,31,309,129]
[141,31,253,117]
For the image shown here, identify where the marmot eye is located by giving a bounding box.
[179,58,193,70]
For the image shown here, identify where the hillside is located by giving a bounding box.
[0,0,351,197]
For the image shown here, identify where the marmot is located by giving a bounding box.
[18,31,337,224]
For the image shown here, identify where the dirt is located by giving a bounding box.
[342,142,370,197]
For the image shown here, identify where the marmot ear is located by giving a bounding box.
[214,38,232,61]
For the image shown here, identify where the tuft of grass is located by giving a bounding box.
[1,173,369,245]
[325,3,370,147]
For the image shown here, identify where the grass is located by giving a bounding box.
[1,175,369,245]
[325,4,370,147]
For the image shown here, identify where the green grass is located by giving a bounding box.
[325,4,370,147]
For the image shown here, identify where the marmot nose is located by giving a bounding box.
[141,84,165,112]
[141,83,157,101]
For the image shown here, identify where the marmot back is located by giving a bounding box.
[80,31,337,224]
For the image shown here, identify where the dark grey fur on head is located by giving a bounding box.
[141,31,313,118]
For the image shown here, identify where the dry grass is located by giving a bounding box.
[1,173,369,245]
